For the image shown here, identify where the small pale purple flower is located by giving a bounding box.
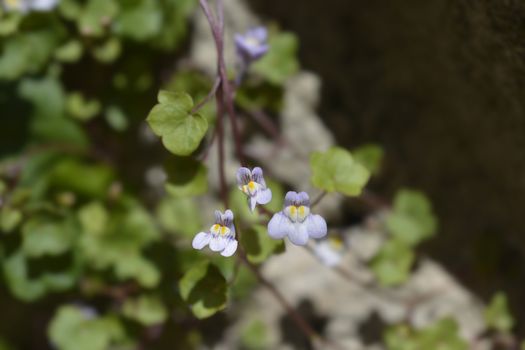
[267,191,327,246]
[313,236,346,267]
[2,0,59,13]
[236,167,272,212]
[192,210,238,257]
[234,27,269,63]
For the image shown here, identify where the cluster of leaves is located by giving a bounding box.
[0,0,306,348]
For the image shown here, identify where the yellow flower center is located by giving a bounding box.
[242,181,258,196]
[284,205,309,222]
[211,224,230,236]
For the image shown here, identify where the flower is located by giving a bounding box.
[234,27,269,63]
[236,167,272,211]
[192,210,238,257]
[313,236,345,267]
[267,191,327,245]
[2,0,59,12]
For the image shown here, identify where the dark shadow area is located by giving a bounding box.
[278,299,329,349]
[248,0,525,335]
[357,311,388,346]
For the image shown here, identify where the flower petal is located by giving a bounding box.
[249,196,257,212]
[209,235,226,252]
[236,167,251,186]
[214,210,222,224]
[247,27,268,42]
[297,192,310,207]
[267,212,294,239]
[221,239,238,257]
[192,232,211,250]
[288,223,309,246]
[313,241,342,267]
[305,214,327,239]
[256,188,272,205]
[222,209,234,226]
[251,167,266,187]
[284,191,299,207]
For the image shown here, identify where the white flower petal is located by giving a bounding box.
[288,223,309,246]
[284,191,299,207]
[192,232,211,250]
[209,235,226,251]
[256,188,272,205]
[222,209,234,226]
[236,167,251,186]
[221,239,238,257]
[313,241,342,267]
[267,212,294,239]
[297,192,310,206]
[249,196,257,212]
[251,167,266,187]
[305,214,327,239]
[304,214,327,238]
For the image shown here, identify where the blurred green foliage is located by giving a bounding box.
[0,0,510,348]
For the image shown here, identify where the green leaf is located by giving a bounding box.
[146,91,208,156]
[80,199,160,287]
[0,30,59,80]
[0,206,22,233]
[19,76,89,147]
[50,159,114,199]
[122,295,168,326]
[353,144,384,175]
[484,292,514,333]
[48,305,128,350]
[54,40,84,63]
[371,239,414,287]
[153,0,195,50]
[114,0,162,41]
[67,92,101,121]
[92,38,122,63]
[241,225,285,264]
[252,31,300,85]
[164,156,208,197]
[3,250,80,301]
[21,217,74,257]
[310,147,370,196]
[78,0,119,37]
[179,261,227,319]
[105,105,129,131]
[384,318,467,350]
[59,0,83,19]
[386,190,437,246]
[156,197,201,238]
[78,201,108,236]
[0,13,21,36]
[241,320,269,350]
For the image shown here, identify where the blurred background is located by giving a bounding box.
[249,0,525,334]
[0,0,524,349]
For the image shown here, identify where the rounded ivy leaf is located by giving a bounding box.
[484,292,514,333]
[352,143,384,175]
[310,147,370,196]
[240,225,285,264]
[370,239,414,287]
[146,91,208,156]
[178,261,227,319]
[386,189,437,246]
[48,305,128,350]
[122,295,168,326]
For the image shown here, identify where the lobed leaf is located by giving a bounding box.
[146,91,208,156]
[310,147,370,196]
